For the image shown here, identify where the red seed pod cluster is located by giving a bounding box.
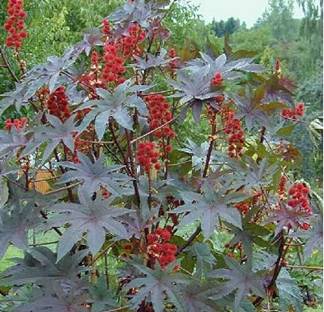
[287,182,312,230]
[101,186,110,199]
[278,175,287,198]
[168,48,178,71]
[4,0,28,49]
[147,227,177,268]
[90,50,100,68]
[234,192,262,215]
[4,117,27,130]
[137,141,161,173]
[235,202,250,215]
[102,19,111,35]
[119,22,145,58]
[211,72,223,87]
[19,157,30,174]
[145,94,175,140]
[281,103,305,120]
[215,94,225,103]
[46,86,71,121]
[101,43,126,85]
[37,87,50,106]
[207,105,217,125]
[223,109,245,158]
[79,72,105,99]
[287,183,311,214]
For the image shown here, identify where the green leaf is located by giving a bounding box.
[276,125,295,137]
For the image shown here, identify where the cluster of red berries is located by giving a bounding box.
[235,191,262,215]
[223,109,244,158]
[147,227,177,268]
[137,142,161,173]
[4,117,27,130]
[287,182,312,230]
[101,43,126,85]
[211,72,223,87]
[4,0,28,49]
[287,183,311,213]
[119,22,145,58]
[46,86,71,121]
[145,94,175,140]
[102,19,111,35]
[281,103,305,120]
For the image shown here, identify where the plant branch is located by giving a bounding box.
[176,225,201,255]
[0,46,19,82]
[130,117,176,144]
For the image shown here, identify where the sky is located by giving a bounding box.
[187,0,304,27]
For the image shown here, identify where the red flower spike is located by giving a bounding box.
[101,42,126,86]
[102,19,111,35]
[221,107,245,158]
[137,141,161,174]
[46,87,71,122]
[4,0,28,49]
[144,94,175,157]
[118,22,146,58]
[286,182,312,230]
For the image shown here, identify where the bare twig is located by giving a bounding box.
[286,264,323,271]
[45,182,80,195]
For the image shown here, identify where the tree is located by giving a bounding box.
[211,17,241,37]
[261,0,298,41]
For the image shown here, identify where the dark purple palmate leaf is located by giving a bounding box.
[76,80,149,139]
[0,179,56,259]
[173,183,243,238]
[0,247,88,286]
[0,203,41,259]
[125,261,190,312]
[179,139,217,171]
[208,257,266,310]
[24,114,78,164]
[46,190,132,260]
[177,282,222,312]
[232,93,269,131]
[186,52,264,77]
[108,0,168,29]
[15,281,89,312]
[227,156,278,191]
[133,48,175,70]
[0,127,28,158]
[58,153,132,196]
[298,214,323,259]
[276,268,303,312]
[266,202,312,236]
